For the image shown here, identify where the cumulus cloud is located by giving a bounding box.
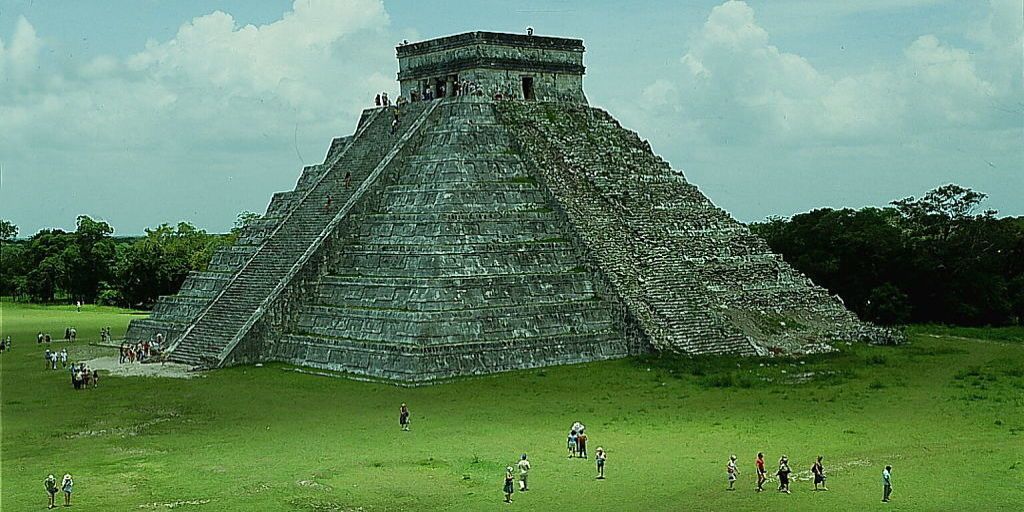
[617,0,1021,220]
[1,0,398,234]
[648,0,1010,143]
[0,16,42,84]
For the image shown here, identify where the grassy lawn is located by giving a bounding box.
[1,302,1022,511]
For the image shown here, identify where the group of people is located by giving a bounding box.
[503,420,607,503]
[504,454,531,503]
[63,327,78,342]
[44,474,74,509]
[71,362,99,390]
[43,348,69,370]
[99,327,114,343]
[120,333,161,363]
[566,422,606,479]
[0,335,11,352]
[409,79,485,103]
[733,453,894,502]
[36,331,54,344]
[739,453,824,494]
[375,77,488,110]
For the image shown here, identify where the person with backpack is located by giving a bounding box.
[44,474,58,509]
[777,455,792,494]
[812,455,828,491]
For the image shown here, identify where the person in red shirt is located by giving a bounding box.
[577,432,588,459]
[755,452,767,492]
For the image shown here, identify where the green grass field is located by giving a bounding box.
[1,302,1022,510]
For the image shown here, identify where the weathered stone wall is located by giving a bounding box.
[260,98,634,381]
[494,101,901,354]
[396,32,586,103]
[139,92,899,383]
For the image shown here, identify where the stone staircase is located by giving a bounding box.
[267,98,634,381]
[166,101,437,366]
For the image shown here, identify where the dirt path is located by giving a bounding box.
[83,356,201,379]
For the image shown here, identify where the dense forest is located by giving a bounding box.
[750,185,1023,326]
[0,213,257,308]
[2,185,1021,326]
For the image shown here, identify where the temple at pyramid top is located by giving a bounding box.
[396,31,587,103]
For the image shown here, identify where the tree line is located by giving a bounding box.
[0,213,257,308]
[750,185,1024,326]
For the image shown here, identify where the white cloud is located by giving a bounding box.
[632,0,1016,143]
[1,0,399,234]
[616,0,1022,221]
[0,16,42,84]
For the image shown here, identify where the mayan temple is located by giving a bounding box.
[125,31,896,382]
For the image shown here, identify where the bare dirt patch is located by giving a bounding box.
[83,356,201,379]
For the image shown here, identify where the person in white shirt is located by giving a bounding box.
[516,454,531,492]
[727,455,739,490]
[882,465,893,502]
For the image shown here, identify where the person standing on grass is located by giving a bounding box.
[755,452,767,492]
[517,454,531,492]
[400,403,410,431]
[65,327,71,341]
[777,456,791,494]
[62,473,74,506]
[38,331,44,344]
[45,474,58,509]
[577,430,588,459]
[882,465,893,502]
[60,348,68,368]
[92,368,100,388]
[50,350,59,370]
[567,430,578,458]
[812,455,827,491]
[596,447,607,479]
[504,466,515,503]
[70,327,77,342]
[45,348,52,369]
[727,455,739,490]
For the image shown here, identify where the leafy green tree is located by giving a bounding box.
[20,229,74,301]
[864,283,912,325]
[113,222,232,307]
[753,184,1022,326]
[0,219,18,241]
[62,216,116,302]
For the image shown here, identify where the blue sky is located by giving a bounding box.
[1,0,1021,235]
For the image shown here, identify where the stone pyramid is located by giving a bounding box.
[125,31,896,383]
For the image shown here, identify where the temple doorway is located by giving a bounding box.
[521,76,535,100]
